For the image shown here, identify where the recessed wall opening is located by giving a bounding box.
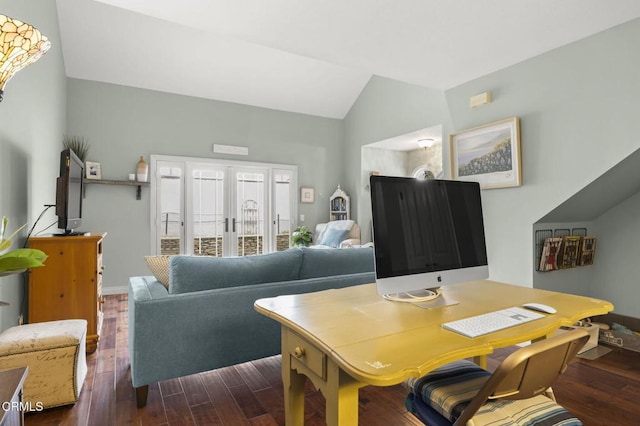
[358,124,443,243]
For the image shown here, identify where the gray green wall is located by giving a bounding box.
[590,192,640,315]
[445,18,640,293]
[344,76,453,242]
[345,19,640,317]
[0,0,67,331]
[66,79,344,291]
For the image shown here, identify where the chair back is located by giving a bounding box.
[455,328,589,425]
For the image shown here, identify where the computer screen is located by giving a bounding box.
[370,176,489,301]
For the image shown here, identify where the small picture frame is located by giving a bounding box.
[300,187,315,203]
[450,116,521,189]
[85,161,102,180]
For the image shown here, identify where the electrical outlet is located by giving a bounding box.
[300,214,305,221]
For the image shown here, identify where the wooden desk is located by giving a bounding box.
[254,280,613,426]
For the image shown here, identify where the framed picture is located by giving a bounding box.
[85,161,102,180]
[300,187,315,203]
[450,116,521,189]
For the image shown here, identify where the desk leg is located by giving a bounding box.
[282,350,306,426]
[280,328,365,426]
[323,360,364,426]
[473,355,488,369]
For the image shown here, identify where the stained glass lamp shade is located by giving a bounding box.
[0,14,51,102]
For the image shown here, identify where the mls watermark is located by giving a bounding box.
[2,401,44,412]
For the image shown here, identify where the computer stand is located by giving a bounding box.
[383,287,459,309]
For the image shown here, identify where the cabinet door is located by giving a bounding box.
[29,239,95,322]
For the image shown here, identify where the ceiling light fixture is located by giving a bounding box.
[417,138,435,149]
[0,14,51,102]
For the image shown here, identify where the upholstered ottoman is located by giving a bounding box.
[0,319,88,409]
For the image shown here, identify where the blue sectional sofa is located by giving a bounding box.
[128,247,375,406]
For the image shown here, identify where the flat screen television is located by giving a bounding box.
[370,176,489,303]
[56,148,85,235]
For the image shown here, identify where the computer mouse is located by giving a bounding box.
[522,302,557,314]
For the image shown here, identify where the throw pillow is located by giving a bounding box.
[144,255,171,288]
[316,227,349,248]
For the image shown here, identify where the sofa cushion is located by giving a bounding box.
[169,248,304,294]
[299,247,374,279]
[316,227,350,248]
[405,359,582,426]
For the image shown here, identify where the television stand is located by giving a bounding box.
[28,232,106,352]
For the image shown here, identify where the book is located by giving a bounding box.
[579,236,597,266]
[559,236,581,269]
[539,237,563,271]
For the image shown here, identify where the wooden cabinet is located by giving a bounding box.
[28,233,106,353]
[329,185,350,221]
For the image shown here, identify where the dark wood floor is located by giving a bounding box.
[25,295,640,425]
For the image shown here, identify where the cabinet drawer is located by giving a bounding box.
[286,331,326,379]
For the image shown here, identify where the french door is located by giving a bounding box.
[151,156,297,257]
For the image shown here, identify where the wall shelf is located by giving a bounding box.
[84,179,150,200]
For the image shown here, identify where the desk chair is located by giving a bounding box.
[405,328,589,426]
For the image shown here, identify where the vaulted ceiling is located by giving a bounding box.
[56,1,640,119]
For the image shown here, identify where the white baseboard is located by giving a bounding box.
[102,286,128,295]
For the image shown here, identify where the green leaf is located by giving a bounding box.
[0,248,47,272]
[0,216,7,240]
[0,248,47,261]
[2,222,26,245]
[0,217,27,254]
[0,239,11,252]
[291,226,313,247]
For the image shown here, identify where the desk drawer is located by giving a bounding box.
[286,331,326,379]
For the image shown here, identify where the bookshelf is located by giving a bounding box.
[329,185,350,221]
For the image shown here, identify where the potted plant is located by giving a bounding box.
[62,135,90,162]
[291,226,313,247]
[0,216,47,275]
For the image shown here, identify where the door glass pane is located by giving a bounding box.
[153,156,296,257]
[274,173,292,251]
[236,171,265,256]
[192,168,225,257]
[159,166,182,255]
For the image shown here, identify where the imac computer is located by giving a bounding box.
[370,176,489,305]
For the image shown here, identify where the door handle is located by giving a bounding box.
[224,218,229,232]
[232,218,237,233]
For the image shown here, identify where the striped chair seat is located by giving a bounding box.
[405,360,582,426]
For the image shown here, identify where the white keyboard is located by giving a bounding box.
[442,307,545,338]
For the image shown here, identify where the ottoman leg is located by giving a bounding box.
[136,385,149,408]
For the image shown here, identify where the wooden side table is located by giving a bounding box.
[0,367,28,426]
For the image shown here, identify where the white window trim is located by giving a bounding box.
[150,154,298,255]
